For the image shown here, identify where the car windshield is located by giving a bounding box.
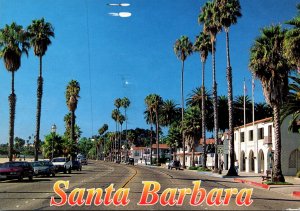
[1,162,24,167]
[52,158,65,162]
[32,162,42,167]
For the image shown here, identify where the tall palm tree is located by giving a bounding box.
[249,25,290,182]
[0,22,30,161]
[121,97,130,160]
[174,35,193,169]
[98,124,108,159]
[199,1,222,172]
[284,4,300,73]
[114,98,122,160]
[193,31,213,169]
[118,114,125,160]
[145,95,155,165]
[111,108,120,161]
[65,80,80,158]
[28,18,55,161]
[152,94,163,165]
[215,0,241,176]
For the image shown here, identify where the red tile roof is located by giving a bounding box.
[151,144,169,149]
[199,138,215,144]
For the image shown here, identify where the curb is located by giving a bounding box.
[292,191,300,198]
[234,178,270,190]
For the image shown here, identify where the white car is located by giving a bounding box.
[51,157,72,173]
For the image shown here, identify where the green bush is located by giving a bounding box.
[197,167,211,172]
[297,171,300,178]
[189,166,198,170]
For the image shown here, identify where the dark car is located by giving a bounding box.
[31,161,56,177]
[128,158,134,165]
[0,161,34,181]
[71,160,82,171]
[168,160,181,170]
[77,155,87,165]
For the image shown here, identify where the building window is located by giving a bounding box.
[249,130,253,141]
[258,128,264,139]
[268,125,272,137]
[240,132,244,142]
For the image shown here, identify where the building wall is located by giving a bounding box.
[224,116,300,176]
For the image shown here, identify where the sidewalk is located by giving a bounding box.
[195,169,300,199]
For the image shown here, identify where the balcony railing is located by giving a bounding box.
[263,136,272,145]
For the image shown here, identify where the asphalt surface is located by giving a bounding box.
[0,160,299,210]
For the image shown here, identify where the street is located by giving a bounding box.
[0,161,299,210]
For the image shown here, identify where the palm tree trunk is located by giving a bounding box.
[34,55,43,161]
[125,108,128,161]
[192,146,195,167]
[273,104,285,182]
[181,60,186,169]
[8,71,16,162]
[156,110,160,165]
[150,112,153,165]
[120,124,123,161]
[71,110,75,158]
[202,61,207,169]
[225,31,238,176]
[212,40,219,173]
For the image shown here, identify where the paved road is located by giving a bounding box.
[0,161,299,210]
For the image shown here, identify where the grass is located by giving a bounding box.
[263,181,293,185]
[197,167,211,172]
[188,166,198,170]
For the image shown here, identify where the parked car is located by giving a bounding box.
[0,161,34,181]
[77,155,87,165]
[128,158,134,165]
[71,160,82,171]
[30,161,56,177]
[168,160,181,170]
[51,157,72,174]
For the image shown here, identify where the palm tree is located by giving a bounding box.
[152,94,163,165]
[0,22,30,161]
[183,106,201,167]
[255,102,273,121]
[111,108,120,161]
[65,80,80,158]
[145,95,155,165]
[249,25,290,182]
[118,114,125,160]
[193,31,213,169]
[121,97,130,160]
[199,1,222,172]
[28,18,55,161]
[174,35,193,168]
[160,99,180,127]
[281,75,300,133]
[284,4,300,73]
[215,0,242,176]
[98,124,108,159]
[114,98,122,160]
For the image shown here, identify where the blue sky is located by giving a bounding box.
[0,0,298,144]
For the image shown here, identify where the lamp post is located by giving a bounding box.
[51,124,57,159]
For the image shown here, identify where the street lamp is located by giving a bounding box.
[51,124,57,159]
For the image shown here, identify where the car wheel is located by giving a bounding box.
[64,168,67,174]
[68,168,71,174]
[28,175,33,181]
[80,168,82,171]
[52,173,56,177]
[47,173,51,177]
[18,175,24,181]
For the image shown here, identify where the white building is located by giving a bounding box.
[223,116,300,176]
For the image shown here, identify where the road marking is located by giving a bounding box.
[122,167,137,188]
